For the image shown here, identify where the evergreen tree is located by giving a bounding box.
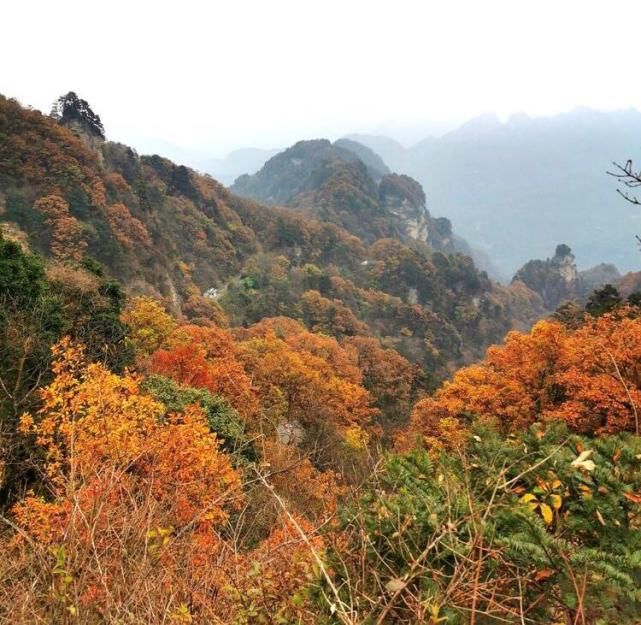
[50,91,105,138]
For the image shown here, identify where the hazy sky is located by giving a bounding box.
[3,0,641,157]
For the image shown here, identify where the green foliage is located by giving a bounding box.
[0,238,133,505]
[45,264,132,372]
[0,236,49,304]
[50,91,105,139]
[0,236,64,404]
[141,374,256,462]
[586,283,622,317]
[327,424,641,623]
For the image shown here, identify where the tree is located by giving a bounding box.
[5,338,322,624]
[404,311,641,442]
[141,374,256,461]
[121,296,176,360]
[50,91,105,139]
[0,236,63,503]
[585,284,621,317]
[148,324,258,421]
[33,194,86,261]
[608,159,641,206]
[343,335,415,427]
[237,322,377,467]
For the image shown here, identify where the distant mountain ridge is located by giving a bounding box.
[345,107,641,276]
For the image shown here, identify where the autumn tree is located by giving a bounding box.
[148,324,258,421]
[121,296,176,360]
[11,339,243,620]
[4,338,326,624]
[104,202,151,249]
[404,311,641,448]
[343,335,416,427]
[237,319,377,468]
[34,194,86,261]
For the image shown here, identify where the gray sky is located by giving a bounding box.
[3,0,641,157]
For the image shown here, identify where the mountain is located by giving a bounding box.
[333,138,390,179]
[232,138,462,252]
[345,108,641,276]
[512,244,621,310]
[231,139,389,204]
[0,93,540,388]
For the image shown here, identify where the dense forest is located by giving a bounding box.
[1,92,641,624]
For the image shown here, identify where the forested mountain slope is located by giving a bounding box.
[0,93,540,390]
[232,138,465,252]
[3,93,641,625]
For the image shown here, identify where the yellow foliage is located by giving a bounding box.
[121,296,177,359]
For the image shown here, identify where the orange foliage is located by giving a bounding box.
[149,319,377,440]
[261,440,344,520]
[149,324,258,420]
[182,293,229,327]
[550,311,641,433]
[344,335,415,406]
[405,311,641,446]
[222,515,323,625]
[301,289,369,336]
[0,95,99,194]
[8,338,323,623]
[33,194,86,261]
[18,339,241,522]
[238,325,376,435]
[105,202,151,249]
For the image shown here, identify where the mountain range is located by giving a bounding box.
[347,108,641,277]
[199,108,641,279]
[0,93,546,391]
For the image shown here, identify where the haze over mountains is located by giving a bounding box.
[205,108,641,280]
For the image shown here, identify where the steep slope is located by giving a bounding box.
[0,96,367,306]
[231,139,386,204]
[346,108,641,276]
[513,244,621,310]
[0,93,540,387]
[231,138,462,251]
[333,138,390,179]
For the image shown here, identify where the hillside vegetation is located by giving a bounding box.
[1,93,641,624]
[0,93,543,389]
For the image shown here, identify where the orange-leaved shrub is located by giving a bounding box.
[4,338,320,624]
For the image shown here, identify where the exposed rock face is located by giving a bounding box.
[379,174,430,241]
[513,244,621,310]
[556,244,579,285]
[232,139,470,255]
